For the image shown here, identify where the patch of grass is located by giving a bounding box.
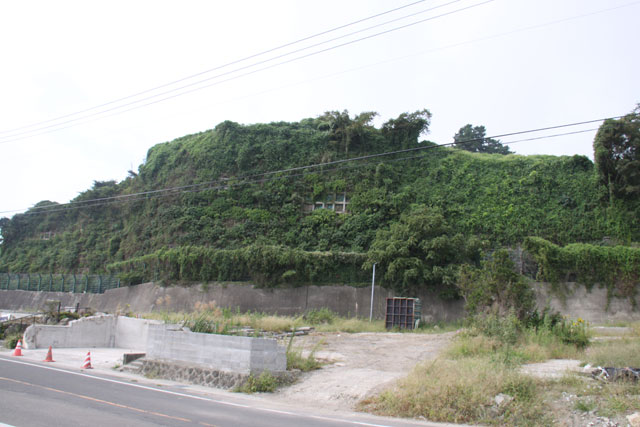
[58,311,80,321]
[599,386,639,418]
[542,371,640,421]
[590,327,635,338]
[314,317,386,333]
[448,328,585,364]
[574,398,596,412]
[286,334,323,372]
[252,315,299,332]
[144,369,160,379]
[359,357,549,426]
[144,310,439,335]
[235,371,279,393]
[286,348,322,372]
[304,308,335,325]
[416,320,464,333]
[585,339,640,367]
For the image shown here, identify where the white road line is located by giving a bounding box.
[0,356,395,427]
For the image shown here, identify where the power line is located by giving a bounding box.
[73,0,640,146]
[0,0,490,145]
[0,0,430,137]
[2,116,613,217]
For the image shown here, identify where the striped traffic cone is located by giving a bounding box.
[12,340,23,356]
[43,346,55,362]
[81,351,93,369]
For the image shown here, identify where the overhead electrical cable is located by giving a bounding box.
[1,116,613,216]
[82,0,640,142]
[0,0,491,145]
[0,0,430,136]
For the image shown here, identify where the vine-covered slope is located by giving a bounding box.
[0,111,637,289]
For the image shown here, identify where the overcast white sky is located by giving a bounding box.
[1,0,639,216]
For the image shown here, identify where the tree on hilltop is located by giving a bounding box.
[453,124,511,154]
[593,105,640,202]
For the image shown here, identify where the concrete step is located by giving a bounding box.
[121,357,145,373]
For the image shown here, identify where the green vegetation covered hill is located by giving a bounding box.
[0,109,638,295]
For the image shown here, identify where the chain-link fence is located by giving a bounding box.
[0,273,120,294]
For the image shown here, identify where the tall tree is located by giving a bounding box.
[593,105,640,201]
[317,110,378,155]
[366,205,482,295]
[382,109,431,149]
[453,124,511,154]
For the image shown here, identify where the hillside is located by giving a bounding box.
[0,110,637,293]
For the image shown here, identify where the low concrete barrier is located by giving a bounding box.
[23,315,286,374]
[147,324,286,374]
[23,315,117,349]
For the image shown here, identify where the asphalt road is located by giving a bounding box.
[0,356,451,427]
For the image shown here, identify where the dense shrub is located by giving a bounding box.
[457,249,535,320]
[107,245,368,287]
[524,237,640,299]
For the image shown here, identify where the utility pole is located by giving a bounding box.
[369,263,376,322]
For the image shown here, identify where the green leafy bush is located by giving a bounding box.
[304,308,336,325]
[457,249,534,320]
[108,245,368,287]
[469,309,590,350]
[551,317,590,349]
[235,371,279,393]
[4,333,22,350]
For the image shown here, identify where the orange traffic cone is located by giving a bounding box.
[43,346,55,362]
[81,351,93,369]
[12,339,23,356]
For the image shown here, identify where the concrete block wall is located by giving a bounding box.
[24,314,287,374]
[146,324,286,374]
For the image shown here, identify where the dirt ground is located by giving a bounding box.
[264,329,637,427]
[266,331,456,412]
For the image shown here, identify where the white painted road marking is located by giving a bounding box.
[0,356,395,427]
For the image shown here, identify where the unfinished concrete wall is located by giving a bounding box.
[115,316,158,350]
[22,314,286,374]
[24,314,117,349]
[146,324,286,374]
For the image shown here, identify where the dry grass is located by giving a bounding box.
[540,370,640,421]
[446,329,586,364]
[361,322,640,426]
[360,357,549,426]
[584,338,640,367]
[314,317,386,333]
[145,306,397,334]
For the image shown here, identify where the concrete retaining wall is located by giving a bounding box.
[3,281,639,324]
[533,282,640,324]
[0,282,463,322]
[147,324,286,374]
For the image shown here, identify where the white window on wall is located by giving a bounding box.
[304,192,349,214]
